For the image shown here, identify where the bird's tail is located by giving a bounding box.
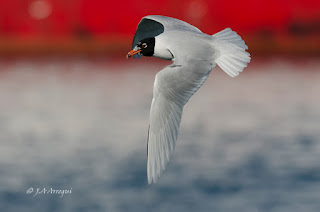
[211,28,251,77]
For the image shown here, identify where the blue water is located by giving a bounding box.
[0,58,319,212]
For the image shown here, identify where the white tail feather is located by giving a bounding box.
[212,28,251,77]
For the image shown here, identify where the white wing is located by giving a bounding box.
[147,59,214,184]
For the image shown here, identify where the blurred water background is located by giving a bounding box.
[0,57,319,212]
[0,0,320,212]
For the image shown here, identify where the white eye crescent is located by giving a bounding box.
[142,43,147,48]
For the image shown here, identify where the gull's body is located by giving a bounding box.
[127,15,251,184]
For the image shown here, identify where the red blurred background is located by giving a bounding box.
[0,0,319,56]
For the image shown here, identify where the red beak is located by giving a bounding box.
[126,49,142,59]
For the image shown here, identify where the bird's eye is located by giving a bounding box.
[142,43,147,48]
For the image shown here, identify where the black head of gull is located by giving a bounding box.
[126,37,155,58]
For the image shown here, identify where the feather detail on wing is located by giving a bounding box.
[147,95,182,184]
[147,60,213,184]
